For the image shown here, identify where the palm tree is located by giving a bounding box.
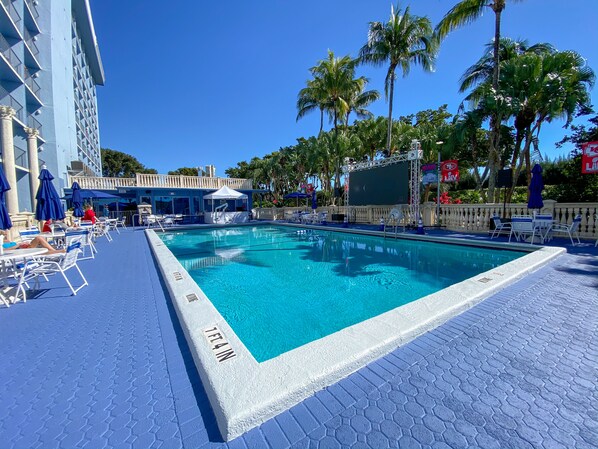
[459,38,555,95]
[450,109,490,196]
[298,51,377,135]
[501,50,595,198]
[311,51,360,130]
[460,38,556,197]
[296,77,328,134]
[353,117,387,161]
[436,0,523,201]
[341,77,380,127]
[360,4,437,153]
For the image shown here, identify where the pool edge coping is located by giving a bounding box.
[145,226,565,441]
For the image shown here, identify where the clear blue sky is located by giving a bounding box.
[91,0,598,175]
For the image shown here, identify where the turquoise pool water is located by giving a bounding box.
[160,226,524,362]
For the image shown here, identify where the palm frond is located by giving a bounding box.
[435,0,487,40]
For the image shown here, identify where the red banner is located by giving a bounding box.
[581,141,598,174]
[441,160,460,183]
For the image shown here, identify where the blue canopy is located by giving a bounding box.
[0,167,12,230]
[35,168,66,221]
[79,190,120,199]
[71,181,84,217]
[283,192,310,199]
[527,164,544,210]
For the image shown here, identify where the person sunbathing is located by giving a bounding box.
[0,230,64,254]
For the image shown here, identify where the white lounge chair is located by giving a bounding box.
[490,216,511,239]
[552,214,582,245]
[19,239,88,296]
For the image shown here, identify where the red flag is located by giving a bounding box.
[441,160,460,183]
[581,141,598,174]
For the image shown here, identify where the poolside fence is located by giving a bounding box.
[7,201,597,240]
[254,200,598,239]
[69,174,253,191]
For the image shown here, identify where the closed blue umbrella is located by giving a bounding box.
[311,191,317,210]
[527,164,544,210]
[0,167,12,230]
[71,182,84,217]
[35,168,65,221]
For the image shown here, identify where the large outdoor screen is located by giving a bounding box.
[349,162,409,206]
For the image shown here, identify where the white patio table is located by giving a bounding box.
[0,247,49,306]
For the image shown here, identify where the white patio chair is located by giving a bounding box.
[289,211,301,223]
[162,215,176,227]
[115,216,127,230]
[300,212,315,224]
[509,215,536,243]
[65,229,96,260]
[18,239,88,296]
[18,227,41,243]
[551,214,582,245]
[103,218,119,234]
[490,216,511,239]
[144,214,165,231]
[93,220,113,242]
[317,210,328,224]
[384,207,405,237]
[532,214,554,244]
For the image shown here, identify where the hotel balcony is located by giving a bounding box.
[22,27,41,69]
[0,0,21,39]
[69,173,254,191]
[0,33,23,82]
[23,0,40,33]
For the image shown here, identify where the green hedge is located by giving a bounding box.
[447,186,561,204]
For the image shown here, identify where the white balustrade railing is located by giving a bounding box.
[69,174,252,191]
[254,201,598,239]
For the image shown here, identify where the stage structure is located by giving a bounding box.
[407,140,423,224]
[342,140,422,225]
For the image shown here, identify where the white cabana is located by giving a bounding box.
[203,186,247,200]
[204,186,249,224]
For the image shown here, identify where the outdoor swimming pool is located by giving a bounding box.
[149,224,563,439]
[160,225,524,361]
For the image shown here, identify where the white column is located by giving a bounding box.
[24,127,40,210]
[0,106,19,214]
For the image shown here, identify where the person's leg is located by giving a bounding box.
[28,237,64,253]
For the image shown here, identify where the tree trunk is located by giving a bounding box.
[505,129,525,202]
[319,108,324,134]
[423,183,432,202]
[469,136,488,203]
[386,66,396,153]
[487,4,503,203]
[507,126,534,203]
